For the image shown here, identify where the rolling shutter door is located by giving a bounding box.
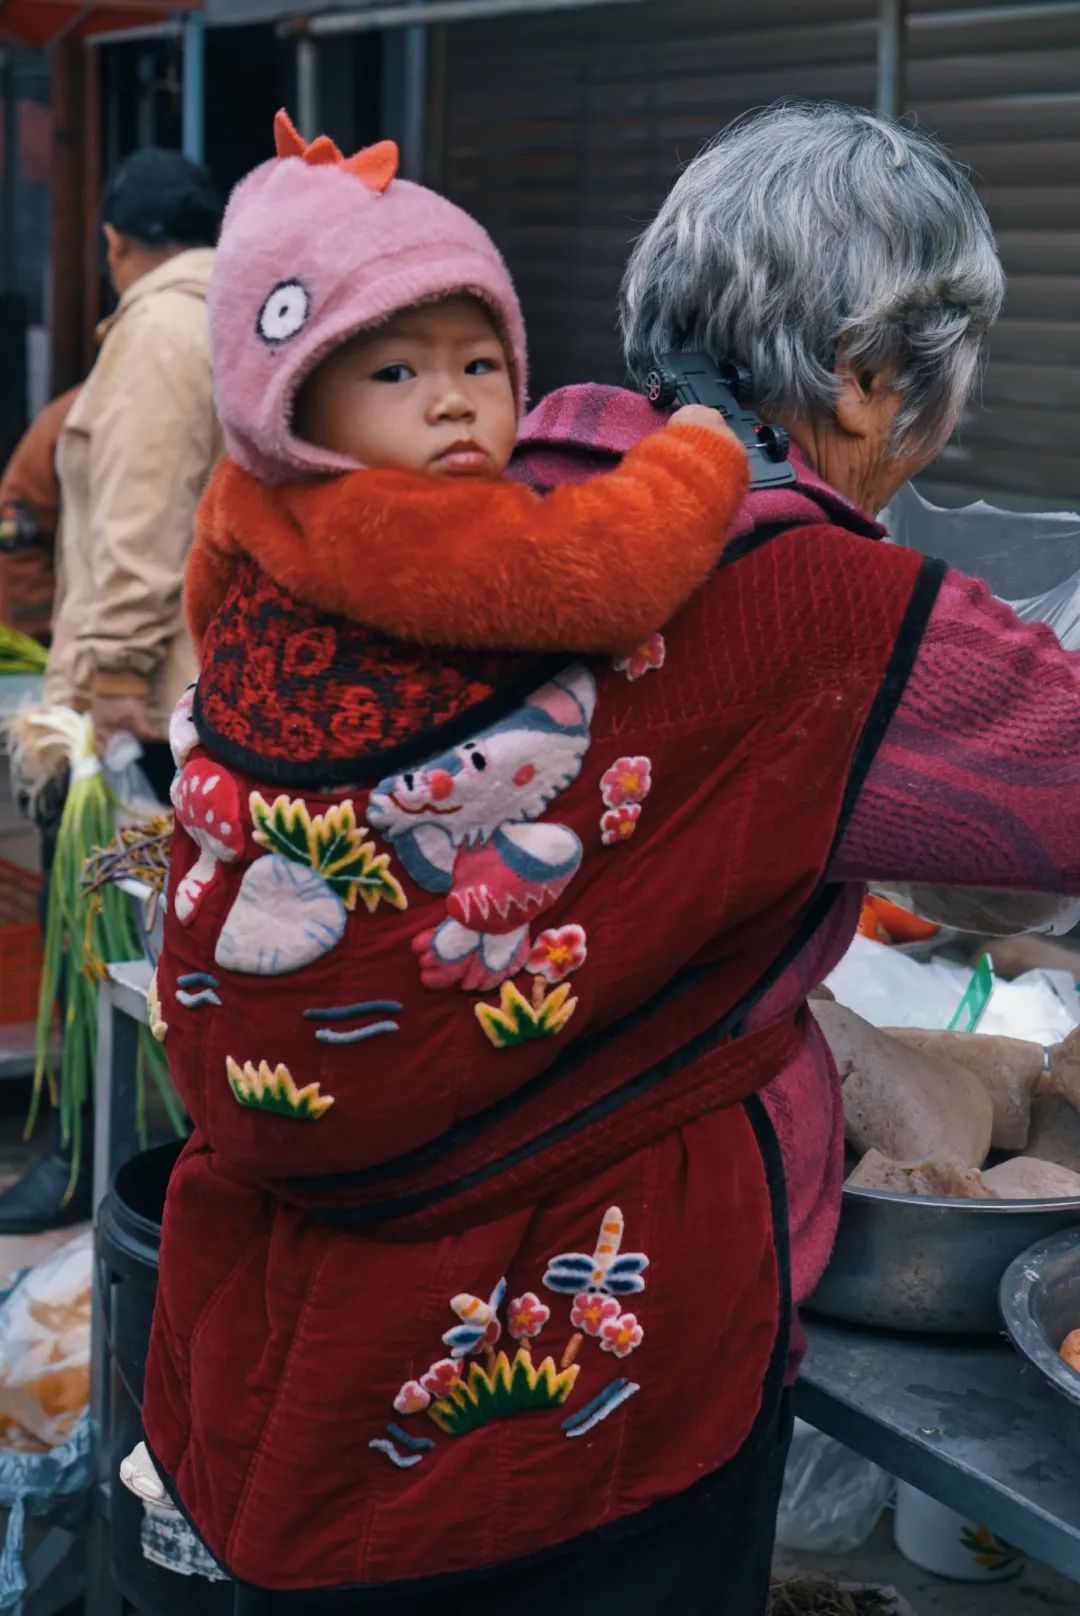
[908,0,1080,510]
[435,0,880,402]
[437,0,1078,511]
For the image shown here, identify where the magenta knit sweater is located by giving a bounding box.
[513,384,1080,1376]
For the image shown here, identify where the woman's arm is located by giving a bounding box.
[834,567,1080,892]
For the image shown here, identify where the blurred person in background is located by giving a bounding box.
[0,149,223,1236]
[0,388,80,643]
[46,145,224,802]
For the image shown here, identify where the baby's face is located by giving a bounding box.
[293,295,517,478]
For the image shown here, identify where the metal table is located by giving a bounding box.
[798,1316,1080,1581]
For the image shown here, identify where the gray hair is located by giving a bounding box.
[620,101,1006,450]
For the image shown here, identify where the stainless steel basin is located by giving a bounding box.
[808,1184,1080,1335]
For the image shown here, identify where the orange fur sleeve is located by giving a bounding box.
[279,423,748,653]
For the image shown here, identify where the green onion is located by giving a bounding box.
[28,711,184,1201]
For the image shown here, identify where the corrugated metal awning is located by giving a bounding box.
[206,0,654,28]
[0,0,200,45]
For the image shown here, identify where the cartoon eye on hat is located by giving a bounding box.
[257,279,311,345]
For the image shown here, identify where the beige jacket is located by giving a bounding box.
[47,249,221,737]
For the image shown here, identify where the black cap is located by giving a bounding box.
[100,148,223,249]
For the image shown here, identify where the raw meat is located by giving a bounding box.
[848,1146,1080,1200]
[1026,1096,1080,1172]
[885,1028,1042,1152]
[1048,1027,1080,1112]
[846,1149,994,1199]
[980,1157,1080,1200]
[812,1001,993,1167]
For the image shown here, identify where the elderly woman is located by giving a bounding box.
[142,103,1080,1616]
[509,101,1080,1600]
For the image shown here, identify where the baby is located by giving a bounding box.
[184,111,749,674]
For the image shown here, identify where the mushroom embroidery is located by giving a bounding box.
[170,761,244,925]
[169,682,200,770]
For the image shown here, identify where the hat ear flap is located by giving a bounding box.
[274,109,306,158]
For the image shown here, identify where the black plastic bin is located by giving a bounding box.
[96,1141,233,1615]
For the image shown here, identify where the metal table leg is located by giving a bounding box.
[87,974,144,1616]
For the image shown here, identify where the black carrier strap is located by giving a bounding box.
[720,518,814,568]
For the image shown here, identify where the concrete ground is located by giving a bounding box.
[776,1513,1080,1613]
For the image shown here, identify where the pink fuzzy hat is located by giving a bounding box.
[209,111,528,483]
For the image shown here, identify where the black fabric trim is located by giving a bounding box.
[719,518,812,567]
[295,959,720,1195]
[303,970,772,1227]
[828,553,946,859]
[144,1098,792,1607]
[722,551,946,1038]
[192,653,567,789]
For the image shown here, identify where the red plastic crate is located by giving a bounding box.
[0,857,44,1026]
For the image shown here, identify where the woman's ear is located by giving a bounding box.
[833,361,896,442]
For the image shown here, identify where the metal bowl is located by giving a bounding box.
[1000,1228,1080,1441]
[808,1184,1080,1335]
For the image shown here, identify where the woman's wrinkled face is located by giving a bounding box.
[293,295,517,479]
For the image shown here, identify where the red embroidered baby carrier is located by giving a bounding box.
[144,519,941,1592]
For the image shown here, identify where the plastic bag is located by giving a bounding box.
[827,933,1080,1042]
[103,729,164,814]
[0,1235,95,1610]
[886,481,1080,598]
[0,1232,91,1451]
[776,1419,893,1552]
[0,1413,92,1610]
[881,484,1080,939]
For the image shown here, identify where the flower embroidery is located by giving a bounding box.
[420,1359,464,1398]
[508,1293,551,1340]
[601,804,641,847]
[614,633,665,682]
[600,1312,644,1359]
[330,685,384,749]
[601,757,652,809]
[394,1380,431,1416]
[526,924,587,984]
[282,625,337,679]
[570,1293,621,1337]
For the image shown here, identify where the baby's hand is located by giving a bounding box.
[669,404,738,442]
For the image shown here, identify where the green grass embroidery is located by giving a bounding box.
[428,1350,580,1437]
[226,1056,335,1121]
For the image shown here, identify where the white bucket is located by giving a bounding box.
[894,1482,1024,1582]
